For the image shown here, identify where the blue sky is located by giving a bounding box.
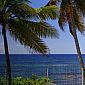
[0,0,85,54]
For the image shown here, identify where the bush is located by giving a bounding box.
[0,75,50,85]
[0,77,5,85]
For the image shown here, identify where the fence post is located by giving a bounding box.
[46,68,48,83]
[82,68,84,85]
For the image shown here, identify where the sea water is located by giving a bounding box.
[0,54,85,85]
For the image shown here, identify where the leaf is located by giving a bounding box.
[36,5,58,20]
[8,19,49,53]
[9,3,37,19]
[22,20,58,38]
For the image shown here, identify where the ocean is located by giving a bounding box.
[0,54,85,85]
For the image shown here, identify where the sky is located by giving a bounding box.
[0,0,85,54]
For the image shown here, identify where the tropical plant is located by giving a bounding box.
[46,0,85,84]
[0,0,58,85]
[0,76,50,85]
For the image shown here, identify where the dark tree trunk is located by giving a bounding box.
[66,3,84,68]
[68,14,84,84]
[71,29,84,69]
[70,25,85,85]
[68,18,84,69]
[2,25,11,85]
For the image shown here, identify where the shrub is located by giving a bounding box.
[0,75,50,85]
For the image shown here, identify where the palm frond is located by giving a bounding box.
[6,0,30,5]
[0,0,59,54]
[36,5,58,20]
[73,9,85,33]
[29,21,58,38]
[8,3,37,19]
[58,15,64,31]
[58,0,67,31]
[8,19,49,53]
[45,0,57,6]
[58,0,85,34]
[74,0,85,14]
[22,20,58,38]
[8,19,58,38]
[8,2,58,21]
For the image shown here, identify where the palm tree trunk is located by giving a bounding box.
[68,17,84,85]
[71,29,84,68]
[71,28,84,85]
[2,25,11,85]
[67,1,84,70]
[68,17,84,69]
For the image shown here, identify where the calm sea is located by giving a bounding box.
[0,54,85,85]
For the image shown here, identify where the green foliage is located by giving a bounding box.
[0,0,58,85]
[0,75,50,85]
[0,77,5,85]
[46,0,85,34]
[58,0,85,34]
[35,5,58,20]
[0,0,58,54]
[12,77,29,85]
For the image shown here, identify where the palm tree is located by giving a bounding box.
[59,0,85,68]
[46,0,85,84]
[0,0,58,85]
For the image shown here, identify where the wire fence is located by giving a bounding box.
[1,54,85,85]
[0,63,83,85]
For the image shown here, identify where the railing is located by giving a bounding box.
[0,64,83,85]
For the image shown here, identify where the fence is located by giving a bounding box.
[0,63,83,85]
[1,54,85,85]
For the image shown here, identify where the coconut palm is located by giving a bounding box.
[46,0,85,84]
[59,0,85,68]
[0,0,58,85]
